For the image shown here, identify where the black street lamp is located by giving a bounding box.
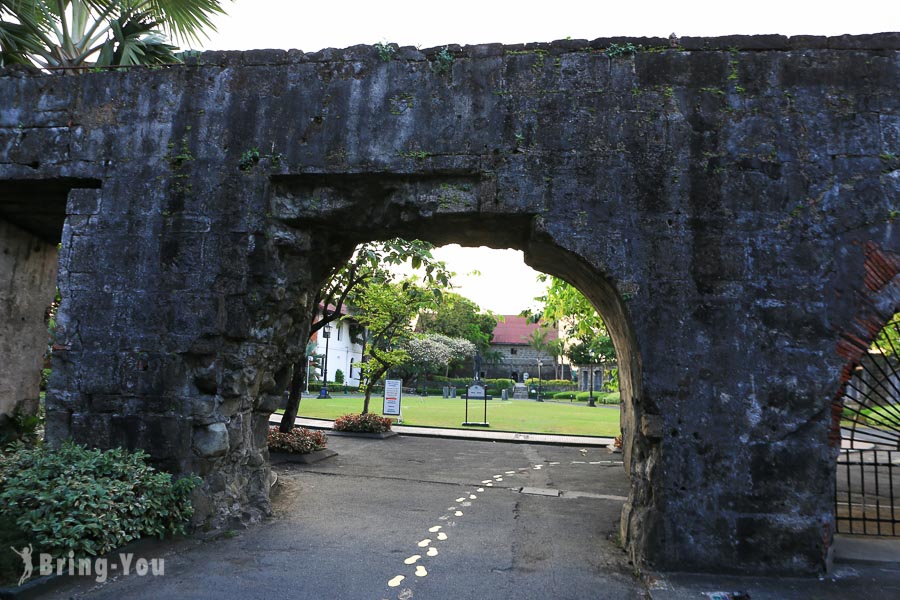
[537,359,543,402]
[318,323,332,399]
[588,349,597,407]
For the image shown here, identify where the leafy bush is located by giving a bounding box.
[40,368,51,392]
[606,42,638,58]
[334,369,345,385]
[333,413,393,433]
[0,442,198,558]
[267,426,328,454]
[553,391,578,400]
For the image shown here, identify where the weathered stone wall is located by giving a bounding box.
[0,220,57,436]
[1,33,898,574]
[485,344,555,380]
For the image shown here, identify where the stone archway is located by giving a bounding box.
[2,33,897,574]
[264,175,647,559]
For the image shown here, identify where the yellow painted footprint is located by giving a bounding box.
[415,565,428,577]
[417,539,431,547]
[437,532,448,541]
[429,525,442,533]
[388,575,405,587]
[404,555,421,565]
[427,547,438,557]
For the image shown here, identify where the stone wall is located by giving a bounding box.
[486,344,556,381]
[1,33,898,574]
[0,220,57,437]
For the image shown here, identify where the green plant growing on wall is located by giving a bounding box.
[606,43,638,58]
[375,41,395,62]
[239,147,260,171]
[165,133,194,194]
[431,45,454,74]
[238,146,284,172]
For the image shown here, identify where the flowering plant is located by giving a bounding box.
[267,427,328,454]
[333,413,393,433]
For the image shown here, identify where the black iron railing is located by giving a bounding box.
[835,314,900,536]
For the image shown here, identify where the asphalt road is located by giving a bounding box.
[52,435,641,600]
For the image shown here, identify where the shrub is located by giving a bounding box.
[267,426,327,454]
[553,391,577,400]
[40,368,51,392]
[334,369,345,385]
[333,413,393,433]
[0,442,198,559]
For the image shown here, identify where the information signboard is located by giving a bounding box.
[383,379,402,416]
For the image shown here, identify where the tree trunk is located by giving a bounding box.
[362,364,388,415]
[279,360,305,433]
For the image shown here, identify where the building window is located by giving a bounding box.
[337,323,343,341]
[510,348,517,355]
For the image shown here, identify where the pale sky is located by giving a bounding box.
[196,1,894,314]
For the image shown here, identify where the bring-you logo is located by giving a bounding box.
[10,545,164,585]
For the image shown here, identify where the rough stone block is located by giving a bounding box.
[193,422,230,458]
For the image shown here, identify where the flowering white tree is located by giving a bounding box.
[405,333,475,380]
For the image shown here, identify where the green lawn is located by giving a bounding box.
[289,395,621,437]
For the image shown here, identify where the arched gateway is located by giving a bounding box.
[1,33,898,575]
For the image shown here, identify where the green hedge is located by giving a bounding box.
[307,382,350,393]
[552,391,578,400]
[523,378,577,392]
[430,377,516,390]
[573,391,621,404]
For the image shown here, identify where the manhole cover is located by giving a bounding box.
[518,487,561,497]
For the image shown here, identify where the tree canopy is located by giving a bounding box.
[0,0,229,69]
[352,279,441,413]
[416,291,497,351]
[280,238,451,430]
[530,274,617,365]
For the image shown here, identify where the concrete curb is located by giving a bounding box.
[269,415,614,447]
[269,449,338,464]
[325,430,398,439]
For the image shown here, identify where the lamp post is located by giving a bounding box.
[305,354,314,395]
[588,349,597,407]
[537,359,543,402]
[318,323,332,399]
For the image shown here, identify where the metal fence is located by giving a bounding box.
[834,449,899,536]
[835,315,900,536]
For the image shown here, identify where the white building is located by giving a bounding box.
[311,306,365,388]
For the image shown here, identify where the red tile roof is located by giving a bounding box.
[491,316,558,345]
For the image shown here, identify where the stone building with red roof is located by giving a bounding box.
[485,315,565,381]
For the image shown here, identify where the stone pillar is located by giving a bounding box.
[0,219,58,437]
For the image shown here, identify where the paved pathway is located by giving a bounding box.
[44,435,900,600]
[52,436,637,599]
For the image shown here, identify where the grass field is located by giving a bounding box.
[290,395,621,437]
